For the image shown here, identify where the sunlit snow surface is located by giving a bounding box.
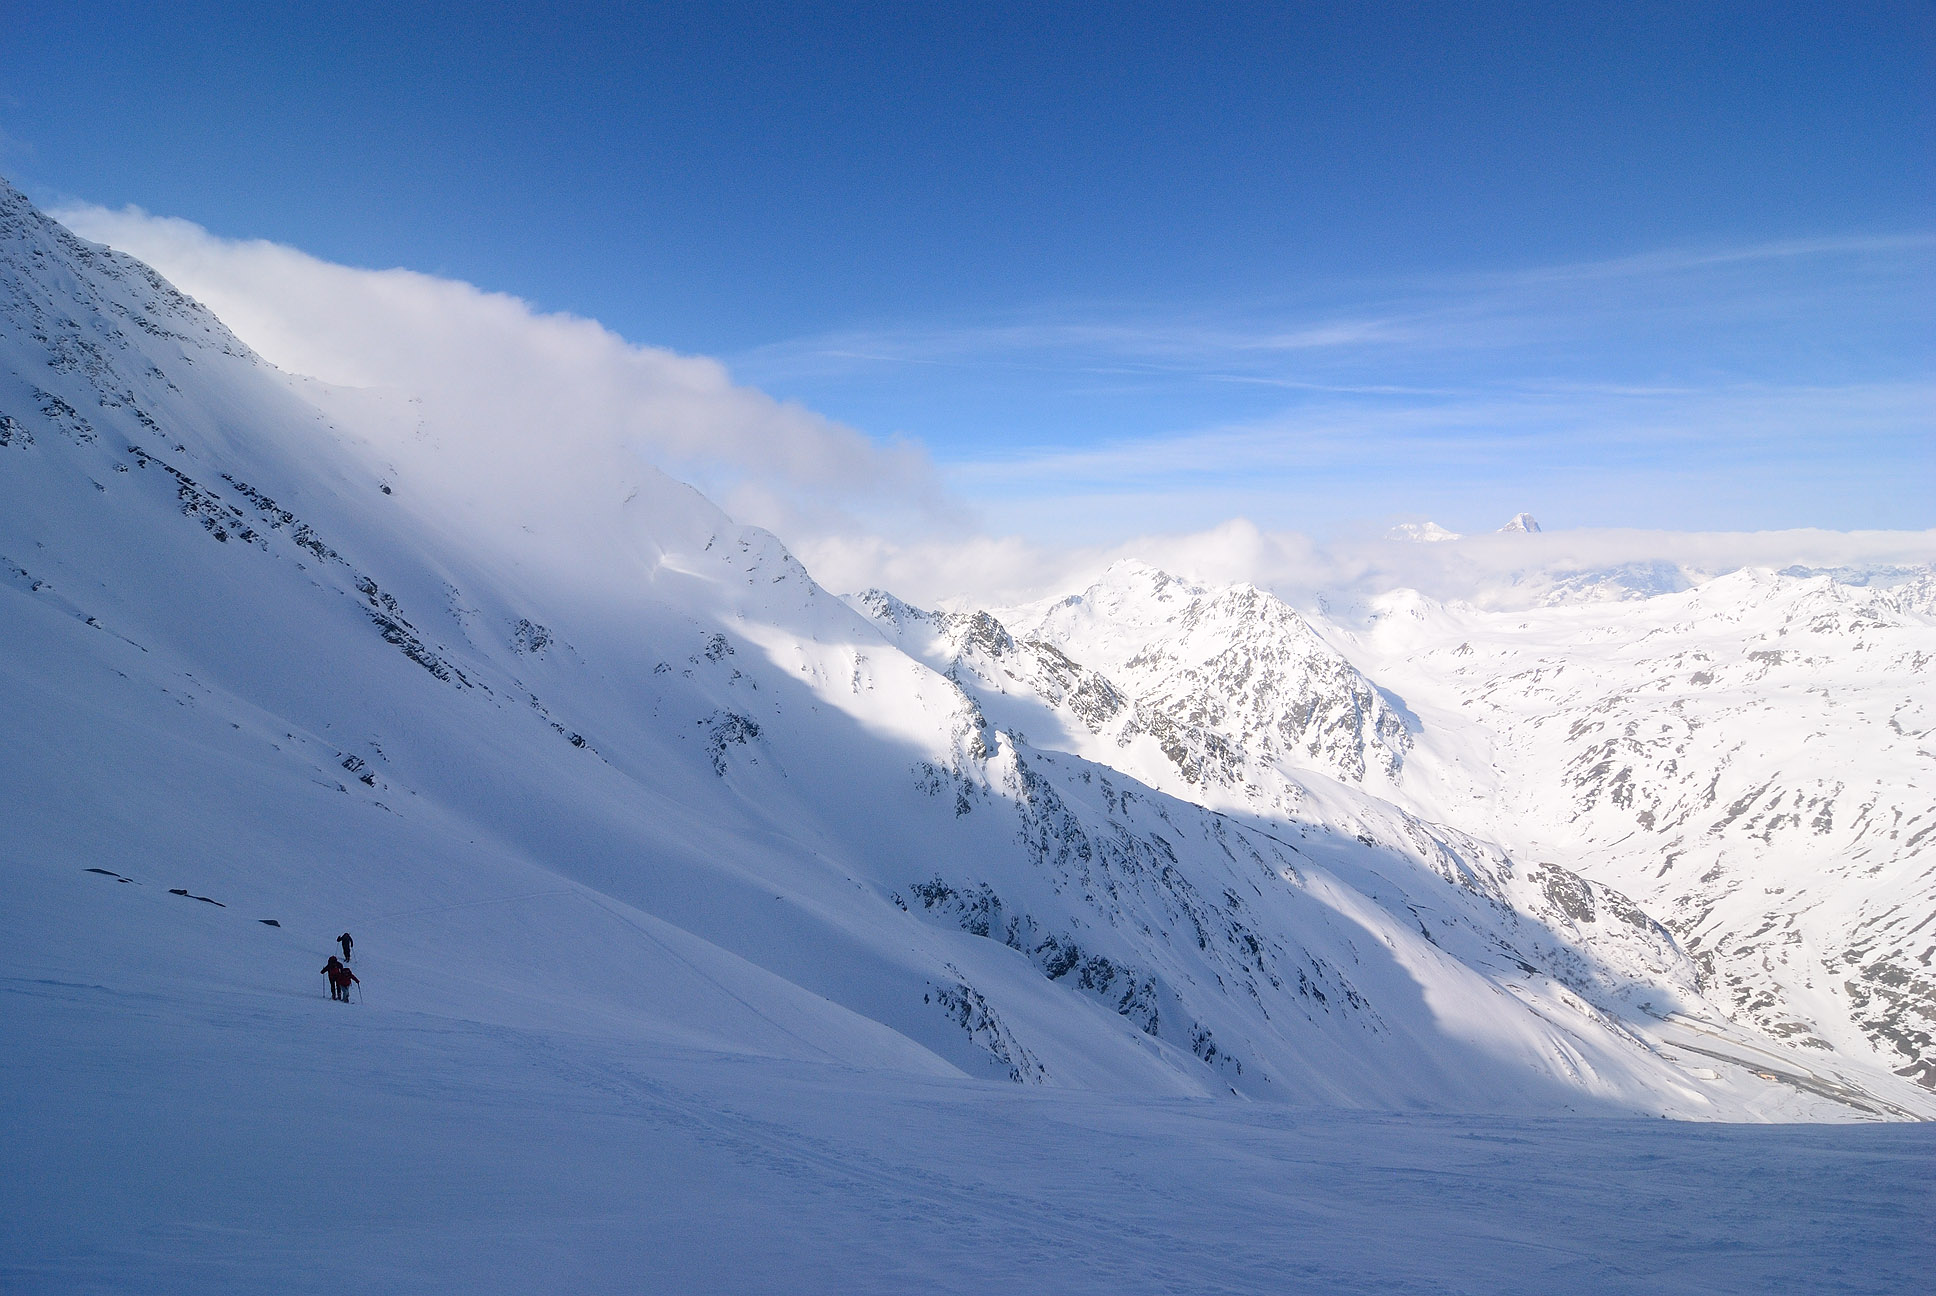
[8,965,1932,1295]
[3,177,1932,1290]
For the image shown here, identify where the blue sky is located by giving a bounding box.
[3,1,1931,542]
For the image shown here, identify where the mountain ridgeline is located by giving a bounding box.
[2,177,1929,1119]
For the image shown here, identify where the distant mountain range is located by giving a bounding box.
[4,176,1928,1119]
[858,557,1935,1100]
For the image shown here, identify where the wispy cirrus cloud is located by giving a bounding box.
[937,377,1934,550]
[1487,231,1936,287]
[735,229,1933,547]
[742,232,1933,384]
[956,378,1935,485]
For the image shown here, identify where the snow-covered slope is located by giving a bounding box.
[8,177,1910,1124]
[868,565,1932,1115]
[964,547,1932,1100]
[1353,570,1936,1089]
[859,573,1716,1035]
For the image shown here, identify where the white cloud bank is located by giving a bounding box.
[55,201,952,548]
[1118,519,1936,617]
[798,516,1936,616]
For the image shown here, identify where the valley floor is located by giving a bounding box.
[7,971,1930,1296]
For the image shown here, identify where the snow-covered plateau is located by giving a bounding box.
[3,178,1932,1292]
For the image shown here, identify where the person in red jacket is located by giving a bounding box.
[321,955,359,1002]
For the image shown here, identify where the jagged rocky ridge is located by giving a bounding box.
[856,556,1934,1101]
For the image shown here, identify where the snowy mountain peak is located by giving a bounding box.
[1067,559,1203,620]
[1387,521,1462,542]
[852,586,928,629]
[998,567,1416,790]
[1499,512,1542,533]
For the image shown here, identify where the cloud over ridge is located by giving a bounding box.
[55,201,948,542]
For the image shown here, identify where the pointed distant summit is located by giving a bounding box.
[1499,513,1542,534]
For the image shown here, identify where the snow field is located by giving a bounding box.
[8,962,1932,1296]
